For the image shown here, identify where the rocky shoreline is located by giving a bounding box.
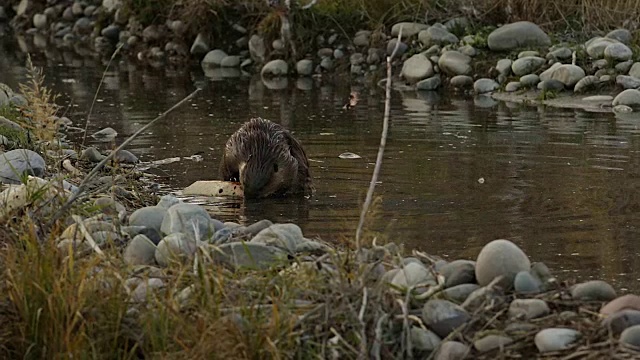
[4,2,640,113]
[3,77,640,357]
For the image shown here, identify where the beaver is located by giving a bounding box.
[219,117,314,199]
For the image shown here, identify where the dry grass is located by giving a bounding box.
[17,56,60,144]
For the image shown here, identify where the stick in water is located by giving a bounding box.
[355,28,403,249]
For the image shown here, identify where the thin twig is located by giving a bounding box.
[358,287,368,360]
[47,88,201,227]
[355,27,403,249]
[82,43,124,146]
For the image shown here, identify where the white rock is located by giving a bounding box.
[475,239,531,288]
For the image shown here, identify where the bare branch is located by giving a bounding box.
[355,27,403,249]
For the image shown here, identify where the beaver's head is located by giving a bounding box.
[221,118,306,199]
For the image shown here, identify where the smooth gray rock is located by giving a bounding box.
[440,260,476,288]
[474,335,513,352]
[518,50,540,58]
[421,299,470,338]
[434,340,470,360]
[391,262,437,291]
[213,242,288,269]
[101,24,120,42]
[190,33,209,55]
[473,78,499,94]
[201,49,228,67]
[250,223,309,254]
[416,74,441,91]
[511,56,545,76]
[509,299,550,319]
[242,219,273,237]
[574,76,600,93]
[616,60,634,74]
[475,239,530,288]
[487,21,551,51]
[113,149,138,163]
[450,75,473,88]
[220,55,241,67]
[603,310,640,335]
[129,206,167,234]
[442,283,480,304]
[548,47,573,60]
[33,13,47,30]
[350,52,365,66]
[458,45,477,57]
[391,22,428,38]
[520,74,540,87]
[296,59,313,76]
[570,280,617,301]
[353,32,370,47]
[496,58,512,76]
[0,149,46,184]
[155,233,200,267]
[93,197,125,215]
[261,59,288,77]
[124,234,157,266]
[0,116,24,131]
[617,75,640,90]
[130,278,164,303]
[320,57,333,71]
[419,26,458,47]
[121,225,162,245]
[514,271,542,294]
[586,37,620,59]
[157,194,181,209]
[620,324,640,348]
[629,62,640,79]
[438,51,471,76]
[91,127,117,141]
[505,82,521,92]
[604,43,633,61]
[614,88,640,106]
[212,228,233,245]
[550,64,585,87]
[401,54,433,83]
[538,79,565,91]
[386,38,407,56]
[534,328,581,352]
[160,203,216,240]
[410,326,441,352]
[606,28,632,44]
[249,34,266,63]
[539,62,563,81]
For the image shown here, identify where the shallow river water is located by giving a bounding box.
[2,43,640,291]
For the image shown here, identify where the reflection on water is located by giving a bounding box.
[3,42,640,291]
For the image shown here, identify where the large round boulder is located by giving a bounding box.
[487,21,551,51]
[475,239,531,288]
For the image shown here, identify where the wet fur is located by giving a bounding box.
[219,118,314,198]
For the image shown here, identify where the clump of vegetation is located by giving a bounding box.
[17,57,60,143]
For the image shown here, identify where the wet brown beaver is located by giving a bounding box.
[219,117,314,199]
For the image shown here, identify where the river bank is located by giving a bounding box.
[4,1,640,114]
[3,62,640,358]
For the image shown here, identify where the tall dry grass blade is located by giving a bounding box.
[47,88,202,227]
[355,27,402,249]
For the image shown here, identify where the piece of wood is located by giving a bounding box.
[182,180,244,197]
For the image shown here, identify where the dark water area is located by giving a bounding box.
[3,43,640,292]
